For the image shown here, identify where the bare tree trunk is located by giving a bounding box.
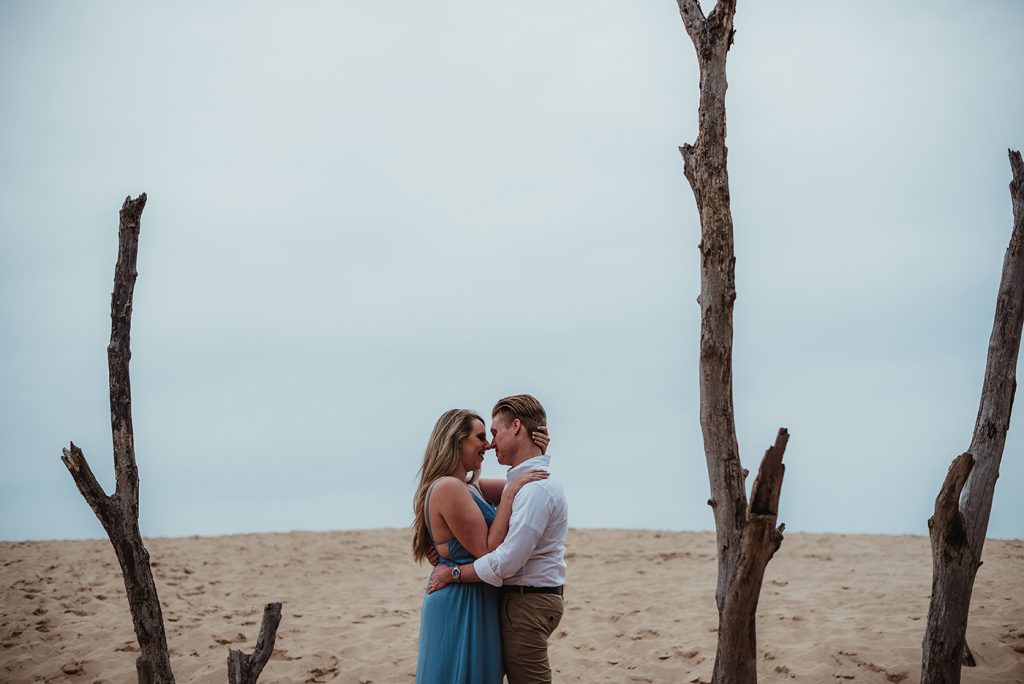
[921,149,1024,683]
[675,3,789,683]
[62,194,283,684]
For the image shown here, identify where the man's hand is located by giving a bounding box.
[426,546,440,567]
[427,564,455,594]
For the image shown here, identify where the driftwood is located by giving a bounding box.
[62,194,282,684]
[921,149,1024,683]
[228,603,283,684]
[675,2,789,682]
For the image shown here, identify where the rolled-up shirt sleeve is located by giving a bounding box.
[473,485,551,587]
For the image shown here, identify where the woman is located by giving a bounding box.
[412,408,548,683]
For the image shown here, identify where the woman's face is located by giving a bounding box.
[459,418,490,473]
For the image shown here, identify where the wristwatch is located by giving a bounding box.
[451,566,461,583]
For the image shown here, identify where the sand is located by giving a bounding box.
[1,529,1021,683]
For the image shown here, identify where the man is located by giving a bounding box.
[428,393,569,684]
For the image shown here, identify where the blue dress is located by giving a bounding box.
[415,482,503,684]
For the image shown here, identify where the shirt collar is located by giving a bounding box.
[506,454,551,482]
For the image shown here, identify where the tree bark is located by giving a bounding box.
[62,194,283,684]
[921,149,1024,683]
[228,603,283,684]
[675,2,789,682]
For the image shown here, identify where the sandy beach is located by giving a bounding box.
[1,529,1021,683]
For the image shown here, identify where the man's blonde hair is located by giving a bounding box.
[492,394,547,434]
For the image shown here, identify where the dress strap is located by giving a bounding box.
[466,483,488,506]
[425,479,454,546]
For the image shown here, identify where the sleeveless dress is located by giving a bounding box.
[415,481,503,684]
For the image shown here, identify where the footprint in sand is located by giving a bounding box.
[834,650,908,683]
[305,655,341,683]
[61,661,83,675]
[773,664,797,678]
[999,626,1024,653]
[630,628,659,641]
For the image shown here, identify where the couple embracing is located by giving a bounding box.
[413,394,568,683]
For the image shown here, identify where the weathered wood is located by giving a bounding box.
[61,440,112,524]
[675,2,788,682]
[228,603,283,684]
[921,149,1024,683]
[676,0,744,616]
[922,453,977,682]
[137,656,155,684]
[62,194,283,684]
[61,194,175,684]
[961,642,977,667]
[960,149,1024,559]
[714,429,788,683]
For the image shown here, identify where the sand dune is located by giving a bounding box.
[1,529,1021,683]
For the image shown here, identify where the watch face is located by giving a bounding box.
[452,567,461,579]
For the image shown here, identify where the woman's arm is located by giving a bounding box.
[432,478,491,559]
[477,479,506,505]
[434,471,549,559]
[483,469,547,552]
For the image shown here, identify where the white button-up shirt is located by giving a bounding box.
[473,454,568,588]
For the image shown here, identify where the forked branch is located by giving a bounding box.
[228,603,284,684]
[929,452,974,547]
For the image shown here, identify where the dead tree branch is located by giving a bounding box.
[228,603,283,684]
[921,149,1024,683]
[61,193,175,683]
[675,2,789,682]
[62,194,283,684]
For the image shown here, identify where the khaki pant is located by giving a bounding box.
[501,591,564,684]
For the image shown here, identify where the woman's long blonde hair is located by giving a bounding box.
[412,409,484,562]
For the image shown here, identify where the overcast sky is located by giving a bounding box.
[2,1,1022,542]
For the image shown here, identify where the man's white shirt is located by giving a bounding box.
[473,454,568,588]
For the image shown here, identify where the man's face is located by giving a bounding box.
[489,414,517,467]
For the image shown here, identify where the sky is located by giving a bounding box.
[1,1,1022,542]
